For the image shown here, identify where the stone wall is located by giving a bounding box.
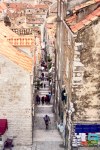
[67,0,88,9]
[73,21,100,122]
[62,24,75,105]
[0,55,32,146]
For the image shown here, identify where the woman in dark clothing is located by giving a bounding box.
[36,95,40,105]
[41,72,44,80]
[45,95,48,104]
[41,96,45,105]
[45,95,50,104]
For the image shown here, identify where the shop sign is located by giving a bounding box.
[72,124,100,147]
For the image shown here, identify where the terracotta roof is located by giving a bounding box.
[32,4,48,9]
[8,3,26,11]
[8,36,34,47]
[0,22,18,37]
[66,14,76,25]
[28,20,44,24]
[73,0,100,13]
[0,3,7,10]
[0,8,2,12]
[46,23,56,28]
[0,35,33,72]
[70,7,100,33]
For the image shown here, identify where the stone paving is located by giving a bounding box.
[32,70,64,150]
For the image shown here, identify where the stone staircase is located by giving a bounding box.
[33,70,64,150]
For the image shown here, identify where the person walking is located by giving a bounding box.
[36,95,40,105]
[40,82,43,88]
[43,115,51,130]
[3,138,14,150]
[41,96,45,105]
[47,95,50,104]
[45,95,49,104]
[41,72,44,80]
[48,92,51,103]
[44,83,46,88]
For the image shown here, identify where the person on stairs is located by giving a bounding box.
[43,115,51,130]
[41,96,45,105]
[48,92,51,103]
[36,95,40,105]
[41,72,44,80]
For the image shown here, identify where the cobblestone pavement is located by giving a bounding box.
[32,70,64,150]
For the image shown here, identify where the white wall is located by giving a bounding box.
[0,55,32,146]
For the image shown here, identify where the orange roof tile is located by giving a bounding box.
[69,7,100,33]
[31,20,44,24]
[0,22,18,37]
[0,3,7,10]
[81,19,91,25]
[0,36,33,72]
[95,0,100,2]
[73,22,85,29]
[0,8,2,12]
[66,14,76,24]
[8,2,26,11]
[8,36,34,47]
[92,8,100,15]
[32,4,48,9]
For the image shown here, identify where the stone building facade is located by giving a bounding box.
[56,0,100,149]
[0,24,34,147]
[0,55,33,146]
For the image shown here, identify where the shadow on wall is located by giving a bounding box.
[67,0,88,9]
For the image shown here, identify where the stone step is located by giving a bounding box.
[32,141,64,150]
[35,105,53,113]
[33,130,63,142]
[39,86,49,89]
[39,88,50,91]
[39,92,50,96]
[39,90,50,93]
[39,93,51,97]
[35,100,53,105]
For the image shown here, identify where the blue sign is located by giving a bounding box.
[75,124,100,133]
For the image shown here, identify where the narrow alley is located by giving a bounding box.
[32,67,64,150]
[0,0,100,150]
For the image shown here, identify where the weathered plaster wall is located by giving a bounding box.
[73,21,100,122]
[67,0,88,9]
[62,24,74,106]
[0,55,32,145]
